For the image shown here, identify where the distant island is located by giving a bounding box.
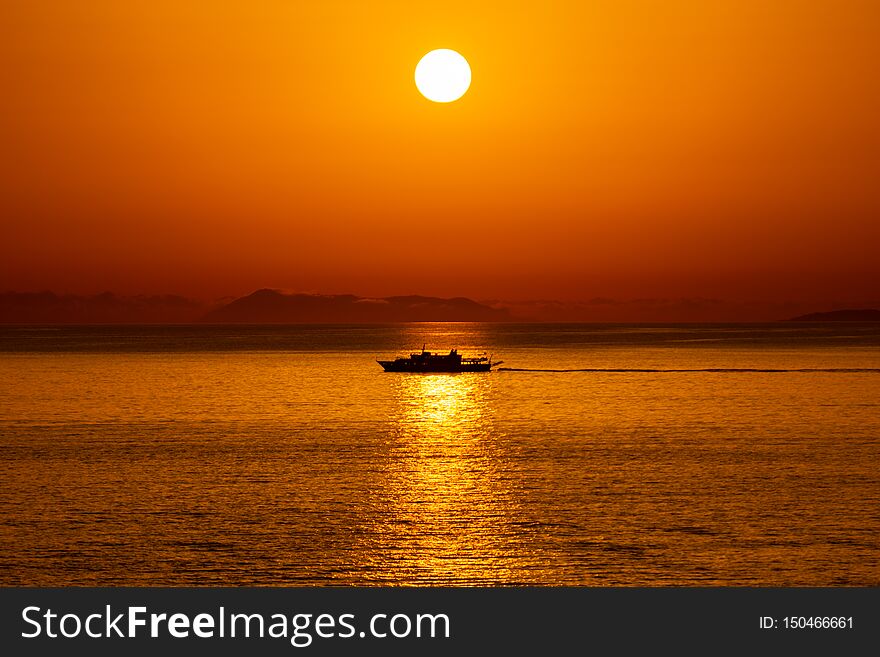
[201,289,510,323]
[786,309,880,322]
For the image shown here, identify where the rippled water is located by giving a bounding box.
[1,324,879,585]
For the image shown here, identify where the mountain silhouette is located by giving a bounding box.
[786,308,880,321]
[201,289,510,323]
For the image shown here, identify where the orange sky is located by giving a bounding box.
[2,1,879,306]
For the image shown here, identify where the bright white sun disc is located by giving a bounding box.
[415,49,471,103]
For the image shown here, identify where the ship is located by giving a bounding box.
[377,346,502,373]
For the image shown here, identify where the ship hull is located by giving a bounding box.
[378,360,492,373]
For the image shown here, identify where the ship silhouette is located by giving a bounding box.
[377,346,502,373]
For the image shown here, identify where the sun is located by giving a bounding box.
[415,49,471,103]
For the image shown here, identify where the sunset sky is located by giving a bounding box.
[2,1,879,309]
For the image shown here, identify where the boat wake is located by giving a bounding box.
[497,367,880,373]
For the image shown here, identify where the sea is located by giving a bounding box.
[1,323,878,586]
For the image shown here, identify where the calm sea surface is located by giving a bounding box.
[1,323,879,586]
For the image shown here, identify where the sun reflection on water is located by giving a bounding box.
[399,373,486,440]
[352,373,547,585]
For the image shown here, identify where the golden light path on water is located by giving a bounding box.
[353,372,547,585]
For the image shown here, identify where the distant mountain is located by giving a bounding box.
[0,291,204,323]
[786,309,880,322]
[201,289,510,323]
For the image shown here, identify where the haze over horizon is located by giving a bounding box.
[2,288,878,323]
[3,1,879,310]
